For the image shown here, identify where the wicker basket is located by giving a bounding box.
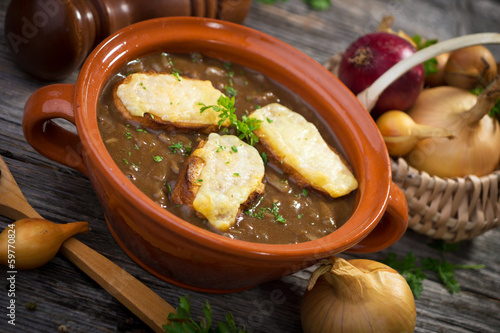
[391,157,500,242]
[325,33,500,242]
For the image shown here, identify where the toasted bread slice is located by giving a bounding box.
[249,103,358,198]
[113,72,230,132]
[171,133,265,231]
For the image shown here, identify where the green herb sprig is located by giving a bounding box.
[199,95,262,146]
[470,86,500,120]
[256,0,331,11]
[164,296,248,333]
[382,240,484,299]
[411,34,439,77]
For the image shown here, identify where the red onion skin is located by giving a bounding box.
[338,32,425,118]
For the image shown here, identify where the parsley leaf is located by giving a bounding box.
[199,95,262,146]
[260,152,268,165]
[153,155,164,162]
[471,86,500,120]
[382,240,484,298]
[411,34,439,77]
[266,203,286,224]
[303,0,331,11]
[170,142,192,156]
[382,252,426,299]
[164,296,248,333]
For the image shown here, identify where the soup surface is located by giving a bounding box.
[97,52,357,244]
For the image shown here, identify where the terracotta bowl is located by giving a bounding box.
[23,17,408,293]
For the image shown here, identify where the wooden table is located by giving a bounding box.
[1,0,499,332]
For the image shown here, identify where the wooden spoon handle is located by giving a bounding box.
[0,156,175,332]
[59,238,176,332]
[0,156,40,220]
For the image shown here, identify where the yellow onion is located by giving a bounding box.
[301,257,416,333]
[0,218,89,270]
[444,45,497,90]
[425,52,450,87]
[405,75,500,178]
[377,110,454,156]
[376,15,417,49]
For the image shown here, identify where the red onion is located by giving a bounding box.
[338,32,425,118]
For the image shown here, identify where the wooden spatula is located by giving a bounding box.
[0,155,175,333]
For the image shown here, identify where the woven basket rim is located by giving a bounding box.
[391,157,500,190]
[391,157,500,242]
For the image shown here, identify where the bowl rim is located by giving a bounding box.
[76,17,391,259]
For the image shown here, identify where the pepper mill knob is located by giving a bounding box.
[4,0,251,81]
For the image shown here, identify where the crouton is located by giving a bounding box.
[113,72,229,132]
[171,133,265,231]
[249,103,358,198]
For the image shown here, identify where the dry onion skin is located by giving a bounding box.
[0,218,89,270]
[425,52,450,87]
[377,110,454,156]
[405,75,500,178]
[301,257,416,333]
[444,45,497,90]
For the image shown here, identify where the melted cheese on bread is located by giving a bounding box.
[178,133,265,231]
[249,103,358,198]
[114,72,229,126]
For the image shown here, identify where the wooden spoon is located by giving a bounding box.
[0,155,175,333]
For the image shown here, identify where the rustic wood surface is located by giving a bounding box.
[1,0,499,332]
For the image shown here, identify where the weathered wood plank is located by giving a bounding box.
[1,0,499,332]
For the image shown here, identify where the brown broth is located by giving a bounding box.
[97,52,356,244]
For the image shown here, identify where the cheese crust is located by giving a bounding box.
[171,133,265,231]
[114,72,230,131]
[249,103,358,198]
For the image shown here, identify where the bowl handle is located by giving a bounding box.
[23,83,87,176]
[347,181,408,253]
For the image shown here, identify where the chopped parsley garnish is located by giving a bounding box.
[302,189,308,196]
[169,142,192,156]
[153,155,163,162]
[260,152,268,165]
[169,142,184,153]
[172,69,181,81]
[225,85,238,97]
[162,55,182,81]
[131,162,140,171]
[266,203,286,224]
[234,173,240,177]
[231,146,238,153]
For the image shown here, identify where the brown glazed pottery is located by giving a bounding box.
[23,17,408,293]
[4,0,251,80]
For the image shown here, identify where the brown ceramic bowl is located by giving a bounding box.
[23,17,408,293]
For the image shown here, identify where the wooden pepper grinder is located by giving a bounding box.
[4,0,251,80]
